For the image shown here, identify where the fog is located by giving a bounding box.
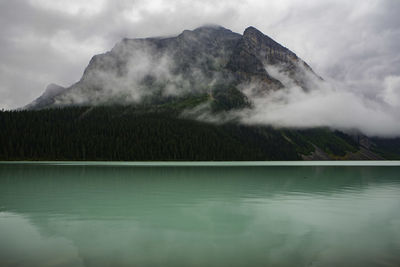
[238,62,400,137]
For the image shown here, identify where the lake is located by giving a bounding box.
[1,162,400,267]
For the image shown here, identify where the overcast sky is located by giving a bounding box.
[0,0,399,110]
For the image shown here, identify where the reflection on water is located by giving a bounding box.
[0,163,400,267]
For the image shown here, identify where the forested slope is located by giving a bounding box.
[1,106,397,161]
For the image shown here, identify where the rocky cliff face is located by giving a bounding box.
[26,25,321,110]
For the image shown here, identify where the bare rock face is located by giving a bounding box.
[26,26,321,110]
[241,26,297,65]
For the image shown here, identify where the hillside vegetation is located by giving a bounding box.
[1,106,396,161]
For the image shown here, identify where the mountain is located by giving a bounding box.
[26,25,319,110]
[4,25,398,161]
[23,83,66,110]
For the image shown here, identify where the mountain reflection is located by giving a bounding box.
[1,164,400,267]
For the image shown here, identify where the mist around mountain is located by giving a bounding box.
[25,26,320,113]
[3,25,399,161]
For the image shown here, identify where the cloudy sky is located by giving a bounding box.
[0,0,399,111]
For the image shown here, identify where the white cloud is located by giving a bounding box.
[49,30,106,60]
[238,62,400,137]
[382,75,400,107]
[29,0,106,16]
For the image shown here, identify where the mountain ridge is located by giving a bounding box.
[25,25,320,111]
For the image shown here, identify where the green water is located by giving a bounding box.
[1,162,400,267]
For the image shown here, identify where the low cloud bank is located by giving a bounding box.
[238,64,400,138]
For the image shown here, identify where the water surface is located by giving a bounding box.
[1,162,400,266]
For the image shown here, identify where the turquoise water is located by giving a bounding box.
[1,162,400,266]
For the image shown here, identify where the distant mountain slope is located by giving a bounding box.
[23,83,66,110]
[25,25,320,110]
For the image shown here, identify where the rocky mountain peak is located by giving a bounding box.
[177,25,240,45]
[243,26,264,40]
[25,25,320,110]
[242,26,297,64]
